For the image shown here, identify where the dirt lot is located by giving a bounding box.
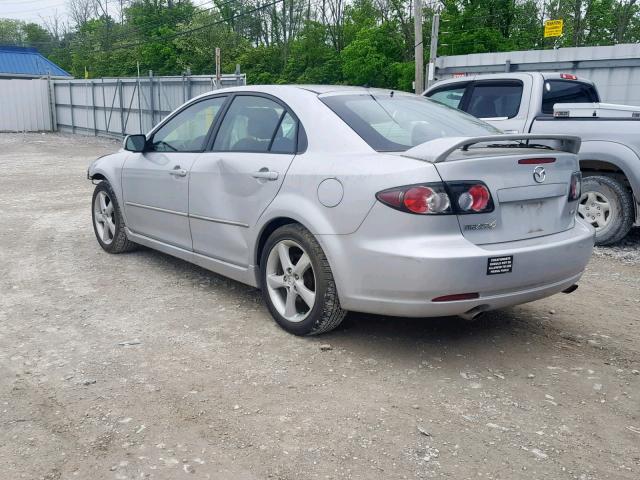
[1,133,639,480]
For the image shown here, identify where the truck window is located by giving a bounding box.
[542,80,599,114]
[427,86,467,109]
[466,82,523,119]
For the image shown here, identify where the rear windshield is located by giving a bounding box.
[542,80,599,114]
[467,82,523,119]
[321,93,500,152]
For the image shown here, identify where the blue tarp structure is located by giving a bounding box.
[0,45,72,79]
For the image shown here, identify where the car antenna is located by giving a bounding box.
[390,90,394,97]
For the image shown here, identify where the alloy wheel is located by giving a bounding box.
[93,190,116,244]
[265,239,316,323]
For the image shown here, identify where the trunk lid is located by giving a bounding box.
[434,149,578,244]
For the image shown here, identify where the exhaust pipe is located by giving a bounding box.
[459,304,490,321]
[562,284,579,294]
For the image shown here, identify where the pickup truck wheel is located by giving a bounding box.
[578,176,634,246]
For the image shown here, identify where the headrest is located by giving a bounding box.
[246,108,280,139]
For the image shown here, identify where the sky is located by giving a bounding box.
[0,0,69,25]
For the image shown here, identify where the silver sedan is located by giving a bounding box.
[88,85,594,335]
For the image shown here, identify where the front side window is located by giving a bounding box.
[151,96,226,152]
[466,82,523,119]
[213,96,290,153]
[427,85,467,109]
[542,80,599,114]
[321,93,499,152]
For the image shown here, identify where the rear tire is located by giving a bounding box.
[260,224,346,336]
[92,181,137,254]
[578,176,634,246]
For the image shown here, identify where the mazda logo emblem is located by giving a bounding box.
[533,166,546,183]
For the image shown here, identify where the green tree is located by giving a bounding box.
[2,0,639,90]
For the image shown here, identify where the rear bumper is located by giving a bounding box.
[319,218,594,318]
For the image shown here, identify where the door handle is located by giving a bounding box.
[169,166,187,177]
[251,169,279,181]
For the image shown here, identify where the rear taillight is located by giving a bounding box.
[446,182,494,214]
[458,184,490,212]
[376,183,451,215]
[569,171,581,201]
[560,73,578,80]
[376,181,493,215]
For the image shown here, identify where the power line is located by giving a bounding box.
[111,0,285,51]
[0,2,67,15]
[4,0,235,48]
[19,0,284,50]
[0,0,209,19]
[102,0,240,46]
[0,0,59,4]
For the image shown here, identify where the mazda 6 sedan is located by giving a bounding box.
[88,85,594,335]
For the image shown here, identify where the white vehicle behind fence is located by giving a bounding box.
[424,72,640,245]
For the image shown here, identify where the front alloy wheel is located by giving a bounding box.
[91,181,137,253]
[93,190,116,245]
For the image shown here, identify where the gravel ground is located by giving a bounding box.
[594,227,640,265]
[1,133,639,480]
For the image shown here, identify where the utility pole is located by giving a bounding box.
[426,13,440,89]
[414,0,424,94]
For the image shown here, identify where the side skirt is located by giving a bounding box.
[125,228,259,288]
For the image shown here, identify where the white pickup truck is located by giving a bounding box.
[424,72,640,245]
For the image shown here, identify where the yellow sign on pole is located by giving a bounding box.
[544,19,563,38]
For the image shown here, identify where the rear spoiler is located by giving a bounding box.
[402,134,581,163]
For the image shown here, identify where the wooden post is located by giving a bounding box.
[427,14,440,89]
[118,79,125,136]
[91,81,97,136]
[148,70,155,129]
[101,78,108,135]
[68,82,75,133]
[414,0,424,94]
[137,63,143,134]
[47,74,57,132]
[186,67,192,100]
[215,47,221,89]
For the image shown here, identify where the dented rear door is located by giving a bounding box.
[189,150,295,268]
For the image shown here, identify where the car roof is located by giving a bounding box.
[205,84,407,97]
[425,72,594,93]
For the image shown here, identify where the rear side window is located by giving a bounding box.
[427,86,466,109]
[542,80,599,114]
[213,95,286,153]
[466,82,523,119]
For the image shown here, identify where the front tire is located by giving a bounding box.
[260,224,346,336]
[91,181,137,253]
[578,176,634,246]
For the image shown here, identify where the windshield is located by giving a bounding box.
[321,93,500,152]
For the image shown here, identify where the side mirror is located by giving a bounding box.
[123,134,147,152]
